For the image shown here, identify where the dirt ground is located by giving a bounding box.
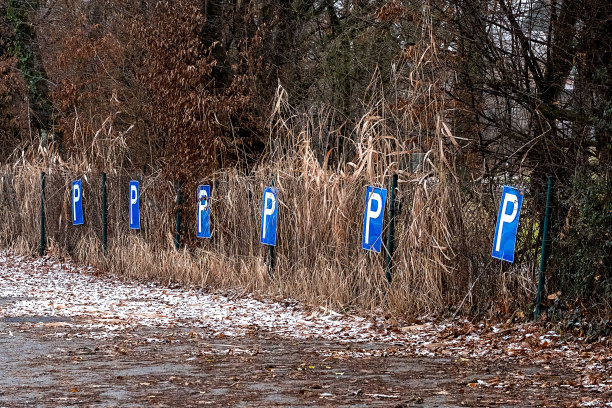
[0,316,610,407]
[0,254,611,407]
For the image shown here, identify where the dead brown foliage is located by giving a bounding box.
[0,1,546,318]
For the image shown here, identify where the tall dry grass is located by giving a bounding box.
[0,5,541,317]
[0,99,540,318]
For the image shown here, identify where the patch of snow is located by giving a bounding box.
[0,251,611,381]
[0,254,415,345]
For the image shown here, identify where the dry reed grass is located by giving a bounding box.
[0,110,540,317]
[0,10,541,317]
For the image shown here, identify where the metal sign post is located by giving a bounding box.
[102,173,107,254]
[175,181,182,249]
[385,174,398,283]
[39,172,45,256]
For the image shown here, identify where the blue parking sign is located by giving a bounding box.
[197,185,211,238]
[129,181,140,230]
[260,186,278,246]
[492,186,524,263]
[72,180,84,225]
[362,186,387,252]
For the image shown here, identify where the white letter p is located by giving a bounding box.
[495,193,518,252]
[262,191,276,239]
[365,192,382,244]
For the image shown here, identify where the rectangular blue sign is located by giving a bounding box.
[492,186,524,263]
[129,180,140,230]
[197,185,211,238]
[260,186,278,246]
[362,186,387,252]
[72,180,84,225]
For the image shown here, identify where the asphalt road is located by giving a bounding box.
[1,315,609,407]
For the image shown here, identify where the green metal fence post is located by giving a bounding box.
[268,239,275,278]
[535,175,554,320]
[39,172,45,256]
[175,181,182,249]
[102,172,107,254]
[385,173,398,283]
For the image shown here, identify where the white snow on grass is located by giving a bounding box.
[0,251,611,382]
[0,253,401,342]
